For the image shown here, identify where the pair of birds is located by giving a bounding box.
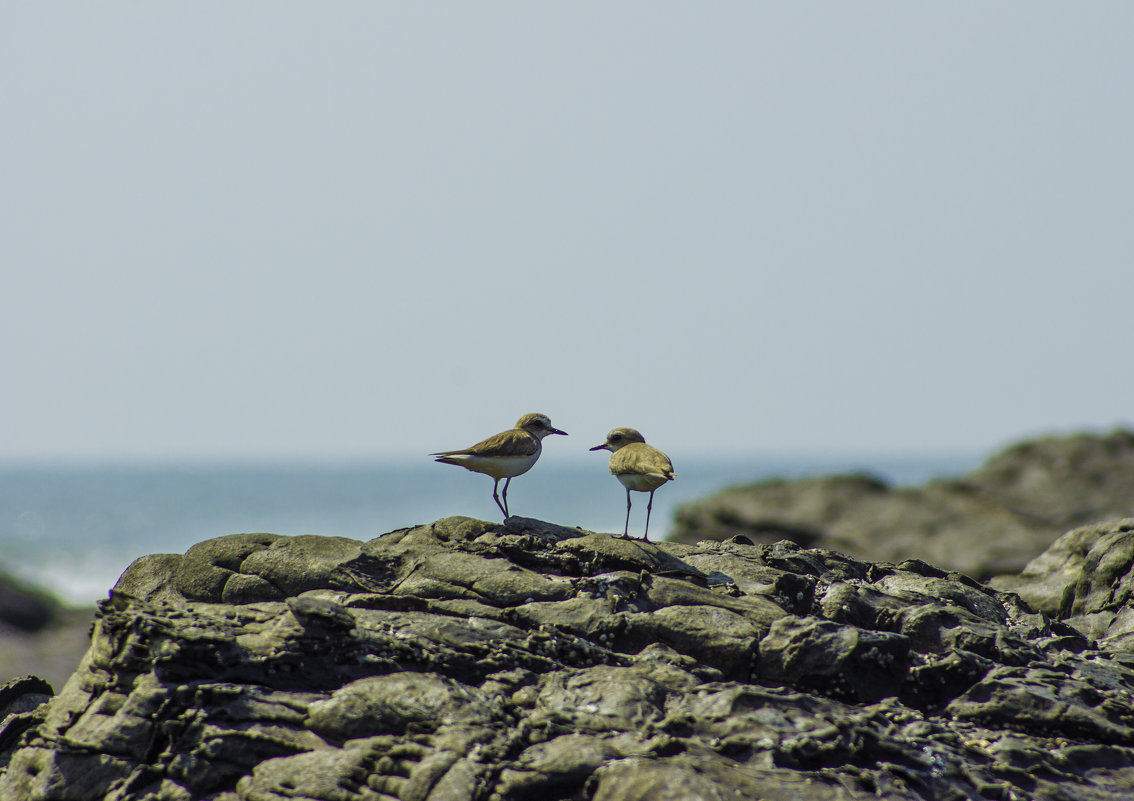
[431,413,675,540]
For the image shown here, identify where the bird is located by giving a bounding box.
[431,413,567,519]
[589,427,675,541]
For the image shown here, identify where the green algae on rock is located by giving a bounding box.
[3,516,1134,800]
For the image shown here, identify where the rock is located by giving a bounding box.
[4,515,1134,799]
[0,572,58,633]
[0,608,95,698]
[960,430,1134,529]
[0,574,92,697]
[0,676,54,758]
[989,518,1134,651]
[671,429,1134,578]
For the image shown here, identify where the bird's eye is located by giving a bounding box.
[611,434,622,441]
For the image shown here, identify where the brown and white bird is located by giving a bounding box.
[432,413,567,519]
[590,427,675,541]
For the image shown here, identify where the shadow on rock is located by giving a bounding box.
[2,515,1134,800]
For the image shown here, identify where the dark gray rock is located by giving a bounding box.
[0,572,58,632]
[671,429,1134,579]
[3,516,1134,799]
[0,676,54,759]
[0,575,91,698]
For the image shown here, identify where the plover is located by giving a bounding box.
[590,427,675,541]
[432,413,567,519]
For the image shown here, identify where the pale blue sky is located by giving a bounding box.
[3,3,1132,461]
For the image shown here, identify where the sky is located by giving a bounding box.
[2,3,1132,463]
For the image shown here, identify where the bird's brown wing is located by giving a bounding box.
[611,443,675,480]
[432,428,539,458]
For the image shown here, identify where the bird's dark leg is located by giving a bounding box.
[643,490,655,542]
[501,477,512,518]
[622,489,632,539]
[492,478,508,519]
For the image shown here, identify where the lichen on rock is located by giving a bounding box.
[3,514,1134,800]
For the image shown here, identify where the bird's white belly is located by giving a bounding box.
[451,452,540,479]
[615,471,670,492]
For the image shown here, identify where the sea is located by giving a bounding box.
[0,454,979,606]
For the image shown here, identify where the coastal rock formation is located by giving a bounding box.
[670,429,1134,578]
[989,518,1134,652]
[4,516,1134,800]
[0,574,93,694]
[0,572,58,633]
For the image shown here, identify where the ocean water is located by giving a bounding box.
[0,454,978,605]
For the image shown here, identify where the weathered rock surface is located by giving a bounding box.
[3,515,1134,799]
[989,519,1134,652]
[671,429,1134,578]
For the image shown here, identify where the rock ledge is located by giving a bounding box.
[3,516,1134,800]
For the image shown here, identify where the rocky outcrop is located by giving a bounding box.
[960,431,1134,530]
[3,516,1134,800]
[989,518,1134,652]
[671,429,1134,579]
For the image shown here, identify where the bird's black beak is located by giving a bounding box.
[551,428,567,436]
[588,443,606,451]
